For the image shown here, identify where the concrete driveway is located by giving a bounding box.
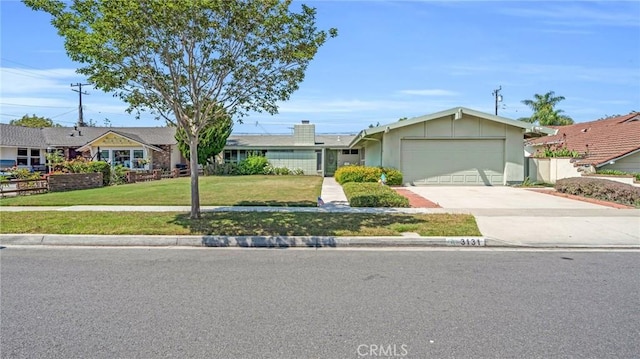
[403,186,607,209]
[403,186,640,247]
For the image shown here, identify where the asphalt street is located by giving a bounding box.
[1,247,639,359]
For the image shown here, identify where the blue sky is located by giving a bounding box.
[1,0,639,134]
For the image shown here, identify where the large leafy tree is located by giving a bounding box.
[175,105,233,166]
[24,0,337,218]
[519,91,574,126]
[10,114,60,127]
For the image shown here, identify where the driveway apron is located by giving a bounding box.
[403,186,640,247]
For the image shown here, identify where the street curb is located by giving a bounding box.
[0,234,485,248]
[1,235,638,249]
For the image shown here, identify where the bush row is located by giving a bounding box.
[205,155,304,176]
[555,177,640,207]
[6,158,123,186]
[342,182,410,207]
[334,165,403,185]
[595,169,640,182]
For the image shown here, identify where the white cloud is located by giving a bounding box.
[0,96,75,109]
[498,3,640,28]
[398,89,459,96]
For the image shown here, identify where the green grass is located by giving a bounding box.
[0,175,322,206]
[0,211,481,237]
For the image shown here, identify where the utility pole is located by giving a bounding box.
[492,86,503,116]
[71,83,90,127]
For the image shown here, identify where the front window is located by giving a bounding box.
[133,150,145,169]
[113,150,131,168]
[100,150,110,162]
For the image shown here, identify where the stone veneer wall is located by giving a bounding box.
[48,173,103,192]
[153,145,172,170]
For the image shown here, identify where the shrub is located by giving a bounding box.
[555,177,640,207]
[334,165,403,185]
[206,162,239,176]
[64,157,92,173]
[11,168,41,180]
[110,165,129,185]
[264,165,292,175]
[87,161,111,186]
[342,182,410,207]
[238,154,269,175]
[535,145,581,158]
[596,169,640,182]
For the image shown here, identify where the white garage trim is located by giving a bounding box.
[401,139,505,185]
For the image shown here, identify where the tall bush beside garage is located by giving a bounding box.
[334,165,403,185]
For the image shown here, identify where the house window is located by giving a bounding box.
[100,150,110,162]
[31,149,40,157]
[133,150,145,169]
[17,148,28,165]
[113,150,131,168]
[224,150,238,163]
[341,149,359,155]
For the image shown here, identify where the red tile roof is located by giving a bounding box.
[526,112,640,166]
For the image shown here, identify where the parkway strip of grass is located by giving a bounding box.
[0,212,481,237]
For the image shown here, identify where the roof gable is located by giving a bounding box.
[349,107,554,147]
[76,130,164,152]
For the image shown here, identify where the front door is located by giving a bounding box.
[324,149,338,177]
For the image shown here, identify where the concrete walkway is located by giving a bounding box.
[319,176,349,208]
[1,179,638,248]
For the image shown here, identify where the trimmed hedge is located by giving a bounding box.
[596,169,640,182]
[342,182,410,207]
[334,165,403,185]
[555,177,640,207]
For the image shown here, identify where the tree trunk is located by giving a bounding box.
[189,137,201,219]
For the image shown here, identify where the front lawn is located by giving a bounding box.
[0,211,481,237]
[0,175,322,207]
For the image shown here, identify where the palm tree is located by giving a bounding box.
[520,91,574,126]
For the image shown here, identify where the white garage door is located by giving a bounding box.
[401,139,505,185]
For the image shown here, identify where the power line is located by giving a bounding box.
[1,57,75,78]
[0,102,76,109]
[71,82,90,126]
[492,86,503,116]
[1,68,54,80]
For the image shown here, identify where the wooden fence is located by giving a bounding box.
[0,178,48,197]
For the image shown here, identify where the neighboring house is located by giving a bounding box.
[0,121,357,176]
[0,124,182,171]
[349,107,553,185]
[525,112,640,173]
[223,121,358,176]
[0,124,48,171]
